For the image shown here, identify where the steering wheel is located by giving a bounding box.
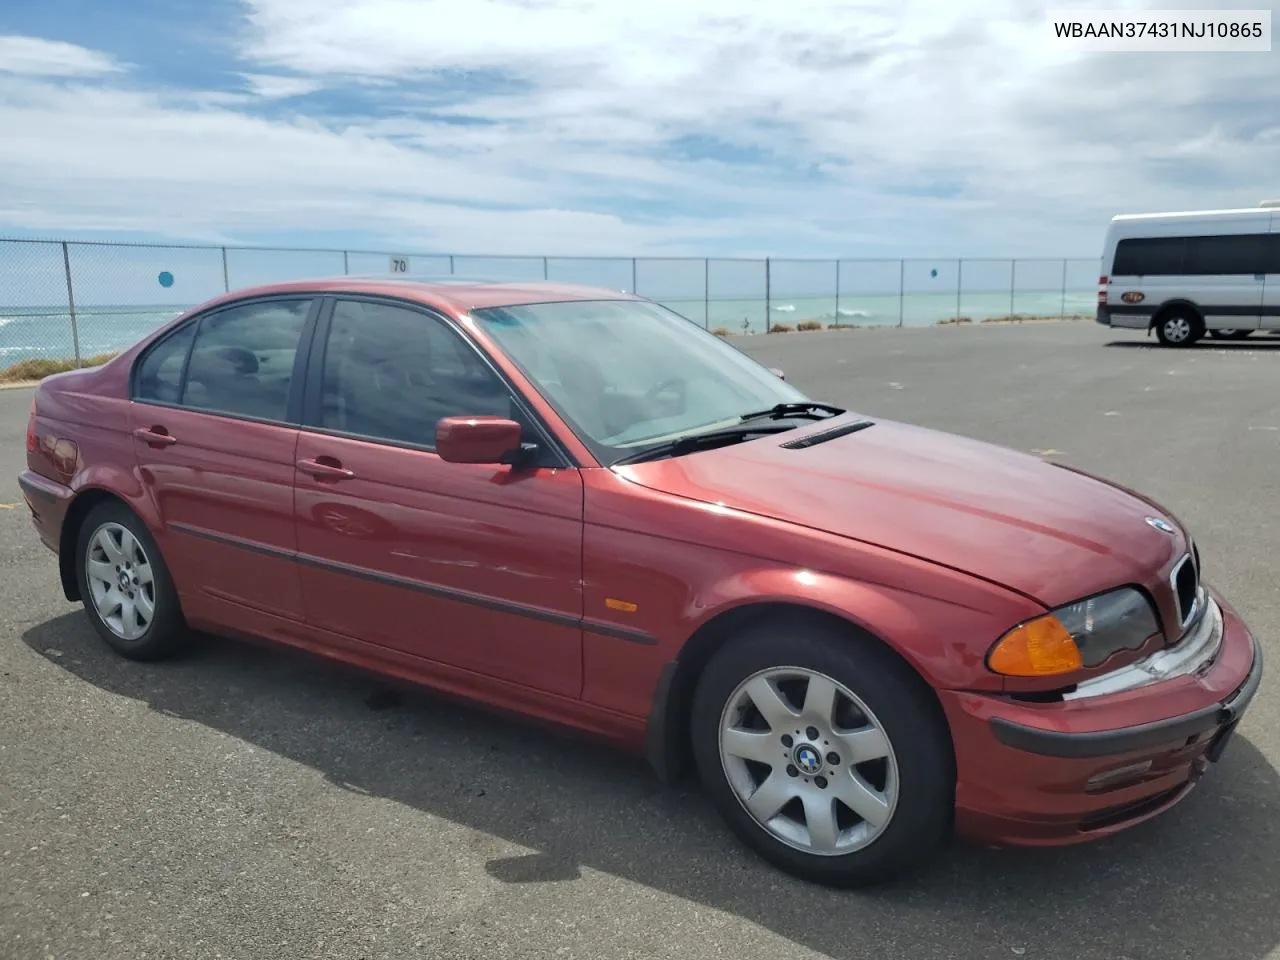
[641,376,687,405]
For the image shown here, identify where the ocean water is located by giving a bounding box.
[0,290,1097,363]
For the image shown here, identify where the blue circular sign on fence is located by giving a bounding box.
[930,268,938,278]
[158,271,174,288]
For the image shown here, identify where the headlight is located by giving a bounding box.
[987,587,1160,678]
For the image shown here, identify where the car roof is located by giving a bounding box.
[212,276,640,313]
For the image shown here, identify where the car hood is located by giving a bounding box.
[612,416,1186,609]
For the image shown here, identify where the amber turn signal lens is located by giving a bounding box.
[988,615,1084,677]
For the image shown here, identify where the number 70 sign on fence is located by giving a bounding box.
[388,256,410,274]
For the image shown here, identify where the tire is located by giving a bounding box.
[1208,329,1253,340]
[1154,309,1203,346]
[75,499,189,661]
[690,618,954,887]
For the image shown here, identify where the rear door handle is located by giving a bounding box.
[296,457,355,480]
[133,426,178,447]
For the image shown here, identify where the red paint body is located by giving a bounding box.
[18,278,1262,848]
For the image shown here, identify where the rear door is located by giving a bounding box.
[291,296,585,697]
[130,296,318,628]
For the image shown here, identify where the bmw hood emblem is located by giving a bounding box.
[1145,516,1176,535]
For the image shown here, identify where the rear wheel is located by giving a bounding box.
[1208,329,1253,340]
[690,619,954,887]
[75,500,189,661]
[1154,309,1203,347]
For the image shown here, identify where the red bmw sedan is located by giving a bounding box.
[18,278,1262,886]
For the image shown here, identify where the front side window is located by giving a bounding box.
[317,299,512,448]
[182,299,312,421]
[471,298,808,462]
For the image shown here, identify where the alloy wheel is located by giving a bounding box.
[718,667,899,856]
[85,522,156,641]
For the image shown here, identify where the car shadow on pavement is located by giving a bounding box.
[1104,339,1280,350]
[24,615,1280,960]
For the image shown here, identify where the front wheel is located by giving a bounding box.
[690,619,954,887]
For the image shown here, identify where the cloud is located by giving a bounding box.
[1,2,1279,257]
[0,35,125,77]
[242,73,323,99]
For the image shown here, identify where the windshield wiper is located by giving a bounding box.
[738,402,846,423]
[612,423,796,466]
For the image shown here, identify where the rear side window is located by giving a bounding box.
[1183,234,1269,275]
[1112,238,1185,276]
[316,299,512,448]
[136,323,195,403]
[182,299,312,421]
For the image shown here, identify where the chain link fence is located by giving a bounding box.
[0,237,1101,371]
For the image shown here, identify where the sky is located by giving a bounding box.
[1,0,1278,259]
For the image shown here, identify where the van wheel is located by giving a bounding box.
[75,500,189,661]
[690,619,954,887]
[1208,329,1253,340]
[1154,310,1203,346]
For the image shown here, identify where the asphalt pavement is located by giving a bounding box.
[2,320,1278,960]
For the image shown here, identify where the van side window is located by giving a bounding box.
[1183,234,1269,275]
[1267,235,1280,275]
[1113,238,1185,276]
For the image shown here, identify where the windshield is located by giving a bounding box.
[470,298,810,464]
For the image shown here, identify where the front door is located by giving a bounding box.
[292,297,584,697]
[130,296,318,625]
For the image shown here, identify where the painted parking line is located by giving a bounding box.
[0,503,17,509]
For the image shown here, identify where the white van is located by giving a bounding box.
[1096,203,1280,346]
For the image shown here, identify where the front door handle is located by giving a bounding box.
[133,426,178,448]
[296,457,355,480]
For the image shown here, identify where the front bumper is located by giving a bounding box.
[942,590,1263,846]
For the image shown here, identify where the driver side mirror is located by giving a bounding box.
[436,416,526,465]
[769,367,786,380]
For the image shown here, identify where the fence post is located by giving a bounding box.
[898,259,905,327]
[703,258,710,328]
[542,256,549,281]
[1010,259,1017,317]
[343,250,349,275]
[449,255,455,275]
[834,259,841,325]
[1060,258,1068,317]
[61,242,81,365]
[631,257,637,295]
[956,258,963,322]
[764,258,771,333]
[221,246,230,292]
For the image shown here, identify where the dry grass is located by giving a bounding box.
[936,316,973,325]
[711,327,732,337]
[769,323,794,333]
[0,352,119,384]
[796,319,824,332]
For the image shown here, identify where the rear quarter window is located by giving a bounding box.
[1112,237,1185,276]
